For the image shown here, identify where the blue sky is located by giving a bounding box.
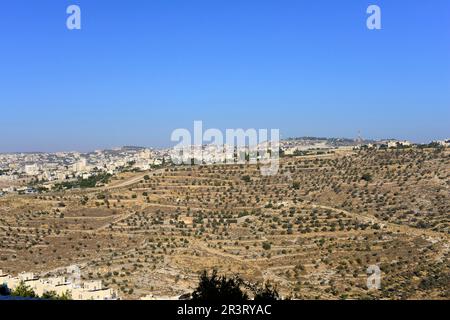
[0,0,449,152]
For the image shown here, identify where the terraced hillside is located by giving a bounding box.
[0,147,448,299]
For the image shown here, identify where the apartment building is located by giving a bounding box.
[0,271,118,300]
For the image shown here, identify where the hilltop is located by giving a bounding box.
[0,146,449,299]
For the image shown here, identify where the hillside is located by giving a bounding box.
[0,148,448,300]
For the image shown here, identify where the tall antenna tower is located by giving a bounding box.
[356,130,363,144]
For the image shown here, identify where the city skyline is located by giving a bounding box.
[1,0,449,152]
[0,133,445,154]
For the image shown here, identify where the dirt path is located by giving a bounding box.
[104,168,165,190]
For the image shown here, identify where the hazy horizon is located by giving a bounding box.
[0,133,446,154]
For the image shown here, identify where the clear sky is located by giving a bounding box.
[0,0,449,152]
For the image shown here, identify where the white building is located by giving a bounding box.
[73,158,88,172]
[387,140,411,148]
[433,139,450,147]
[1,271,118,300]
[24,164,39,176]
